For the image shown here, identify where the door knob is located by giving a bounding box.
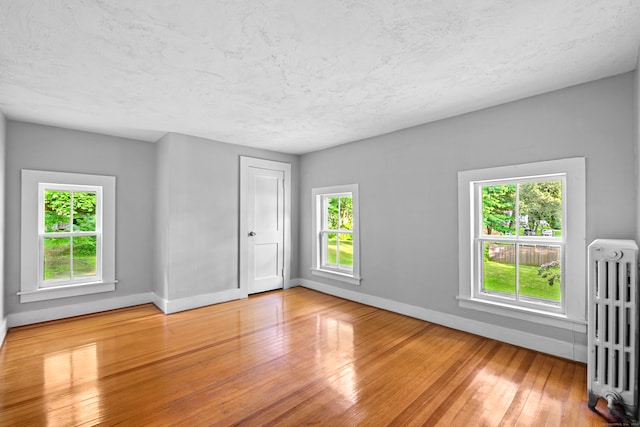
[248,231,256,236]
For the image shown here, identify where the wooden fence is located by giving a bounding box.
[488,244,559,266]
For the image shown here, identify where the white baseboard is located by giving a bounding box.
[0,317,7,348]
[284,281,300,289]
[6,292,155,328]
[152,292,168,313]
[4,284,289,330]
[2,279,587,362]
[156,283,302,314]
[158,288,246,314]
[296,278,587,363]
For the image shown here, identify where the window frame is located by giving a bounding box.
[38,183,103,288]
[311,184,361,285]
[319,192,353,273]
[20,170,117,303]
[457,158,586,332]
[474,175,566,312]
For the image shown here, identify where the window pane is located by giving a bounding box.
[481,185,516,236]
[73,236,97,278]
[327,197,340,230]
[339,196,353,231]
[43,237,71,281]
[518,244,561,303]
[518,180,562,237]
[482,242,516,295]
[325,233,337,266]
[73,191,97,232]
[338,234,353,269]
[44,190,71,232]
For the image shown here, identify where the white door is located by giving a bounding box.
[240,157,290,295]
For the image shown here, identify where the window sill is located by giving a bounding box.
[457,296,587,333]
[311,269,361,285]
[18,281,117,303]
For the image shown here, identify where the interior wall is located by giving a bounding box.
[154,132,171,302]
[298,72,636,355]
[636,50,640,243]
[0,111,6,344]
[4,121,156,317]
[155,132,299,305]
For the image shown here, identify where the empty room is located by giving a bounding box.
[1,1,640,425]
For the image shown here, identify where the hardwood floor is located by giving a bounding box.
[0,287,617,426]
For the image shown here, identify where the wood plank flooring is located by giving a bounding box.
[0,287,618,426]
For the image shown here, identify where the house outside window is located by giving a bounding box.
[457,158,586,331]
[311,184,361,285]
[20,170,116,303]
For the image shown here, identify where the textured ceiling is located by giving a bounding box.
[1,1,639,154]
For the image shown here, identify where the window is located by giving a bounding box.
[458,158,586,331]
[312,184,361,285]
[20,170,116,303]
[40,184,101,287]
[477,177,565,310]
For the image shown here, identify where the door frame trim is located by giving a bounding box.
[239,156,291,296]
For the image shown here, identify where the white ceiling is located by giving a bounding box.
[1,1,639,154]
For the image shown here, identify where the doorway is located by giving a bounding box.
[239,157,291,294]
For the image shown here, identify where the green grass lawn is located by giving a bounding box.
[44,255,96,280]
[43,239,96,281]
[483,260,560,301]
[327,238,353,267]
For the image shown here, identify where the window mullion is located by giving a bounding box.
[476,184,484,297]
[336,233,340,267]
[320,230,327,267]
[42,232,73,238]
[325,229,352,235]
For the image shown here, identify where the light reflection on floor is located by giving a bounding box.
[44,343,101,426]
[316,315,358,405]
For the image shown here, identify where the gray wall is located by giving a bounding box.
[155,132,299,302]
[5,121,156,315]
[299,72,636,346]
[4,121,300,318]
[0,111,5,333]
[154,132,171,301]
[636,53,640,243]
[2,71,636,355]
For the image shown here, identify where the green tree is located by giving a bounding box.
[44,190,97,255]
[482,185,516,235]
[327,196,352,232]
[519,181,562,234]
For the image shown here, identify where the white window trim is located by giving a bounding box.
[472,174,566,314]
[311,184,361,285]
[20,170,117,303]
[457,158,586,332]
[38,182,103,288]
